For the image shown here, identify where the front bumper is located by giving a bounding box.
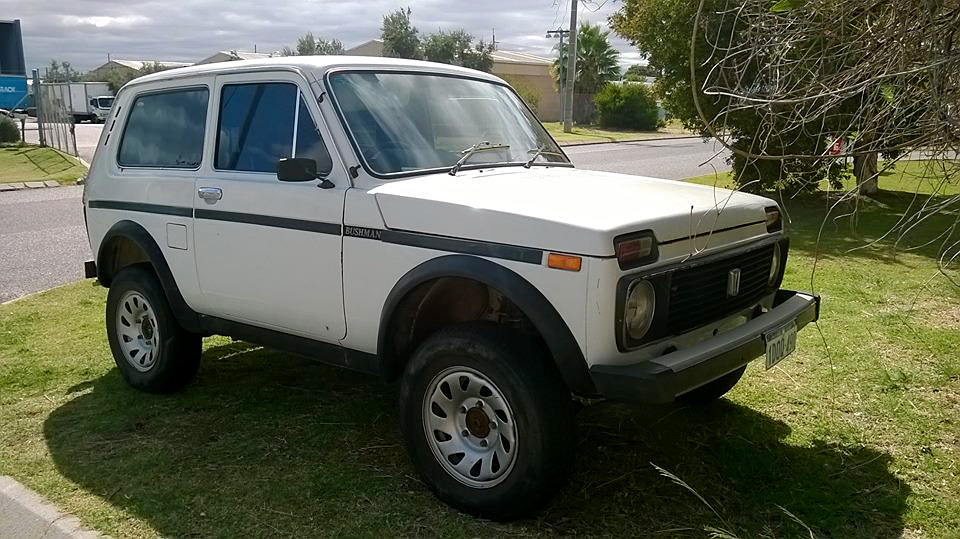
[589,289,820,403]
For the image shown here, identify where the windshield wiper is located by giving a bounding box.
[524,147,567,168]
[449,141,511,176]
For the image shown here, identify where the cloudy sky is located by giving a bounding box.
[5,0,644,73]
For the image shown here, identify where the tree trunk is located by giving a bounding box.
[854,151,879,195]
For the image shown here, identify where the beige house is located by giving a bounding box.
[489,50,560,121]
[85,59,192,81]
[344,40,561,121]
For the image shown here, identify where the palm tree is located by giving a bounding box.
[552,23,622,95]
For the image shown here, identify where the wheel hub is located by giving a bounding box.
[465,406,491,438]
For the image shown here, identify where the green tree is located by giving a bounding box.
[45,60,83,83]
[100,62,177,93]
[610,0,838,192]
[624,63,658,81]
[282,33,344,56]
[381,7,421,59]
[423,30,494,72]
[552,23,621,95]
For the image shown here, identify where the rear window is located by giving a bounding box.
[117,88,209,168]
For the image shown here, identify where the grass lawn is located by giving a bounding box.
[1,164,959,537]
[0,144,87,184]
[545,119,692,145]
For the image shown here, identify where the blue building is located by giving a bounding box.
[0,19,28,110]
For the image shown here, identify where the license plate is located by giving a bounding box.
[764,321,797,369]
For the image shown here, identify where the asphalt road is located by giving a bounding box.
[0,137,730,303]
[565,137,731,180]
[0,186,90,303]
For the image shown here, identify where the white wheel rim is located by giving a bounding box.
[422,366,519,489]
[115,291,160,372]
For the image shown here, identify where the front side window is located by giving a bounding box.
[118,88,208,168]
[215,82,332,174]
[329,72,569,176]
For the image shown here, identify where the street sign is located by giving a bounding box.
[829,138,843,156]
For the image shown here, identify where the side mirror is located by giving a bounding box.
[277,157,317,182]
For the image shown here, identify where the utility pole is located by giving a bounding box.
[546,28,569,125]
[563,0,578,133]
[491,28,499,50]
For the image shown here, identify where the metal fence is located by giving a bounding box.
[33,71,78,157]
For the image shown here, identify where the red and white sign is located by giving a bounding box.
[829,138,843,156]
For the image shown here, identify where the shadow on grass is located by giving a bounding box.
[44,343,908,537]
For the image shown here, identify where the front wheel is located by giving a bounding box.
[106,265,201,393]
[399,324,573,520]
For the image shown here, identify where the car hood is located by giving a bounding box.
[370,166,774,257]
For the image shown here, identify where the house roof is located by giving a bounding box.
[346,39,384,52]
[490,50,553,66]
[108,59,193,70]
[218,50,276,61]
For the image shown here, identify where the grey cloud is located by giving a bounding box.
[3,0,643,72]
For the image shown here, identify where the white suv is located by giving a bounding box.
[82,56,819,518]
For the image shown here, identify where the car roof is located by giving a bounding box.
[126,55,505,89]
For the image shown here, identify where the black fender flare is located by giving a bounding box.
[377,255,597,395]
[96,220,201,333]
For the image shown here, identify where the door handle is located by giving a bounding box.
[198,187,222,204]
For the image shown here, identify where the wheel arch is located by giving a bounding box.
[96,220,201,332]
[378,255,596,396]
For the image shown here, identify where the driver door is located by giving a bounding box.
[192,71,346,342]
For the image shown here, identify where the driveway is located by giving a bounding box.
[21,121,103,165]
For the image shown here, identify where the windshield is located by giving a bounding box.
[329,72,569,176]
[97,97,115,109]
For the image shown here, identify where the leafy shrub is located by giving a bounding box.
[0,117,20,143]
[595,82,660,130]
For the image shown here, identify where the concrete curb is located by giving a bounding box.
[0,476,103,538]
[558,134,700,147]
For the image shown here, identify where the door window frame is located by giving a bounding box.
[206,71,342,183]
[115,85,212,171]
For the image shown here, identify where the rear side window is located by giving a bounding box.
[215,82,332,174]
[118,88,209,168]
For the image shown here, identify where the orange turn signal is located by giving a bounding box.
[547,253,582,272]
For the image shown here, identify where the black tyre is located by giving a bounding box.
[399,323,573,520]
[678,365,746,404]
[106,265,201,393]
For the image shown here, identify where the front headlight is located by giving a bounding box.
[769,242,782,285]
[624,279,656,340]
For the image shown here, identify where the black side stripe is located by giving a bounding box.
[194,209,342,235]
[382,230,543,264]
[89,200,543,264]
[659,219,767,246]
[88,200,193,217]
[345,225,543,264]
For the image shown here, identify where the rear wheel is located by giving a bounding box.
[106,265,201,393]
[399,323,572,519]
[678,365,746,404]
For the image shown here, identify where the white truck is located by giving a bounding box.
[42,81,113,123]
[81,56,819,519]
